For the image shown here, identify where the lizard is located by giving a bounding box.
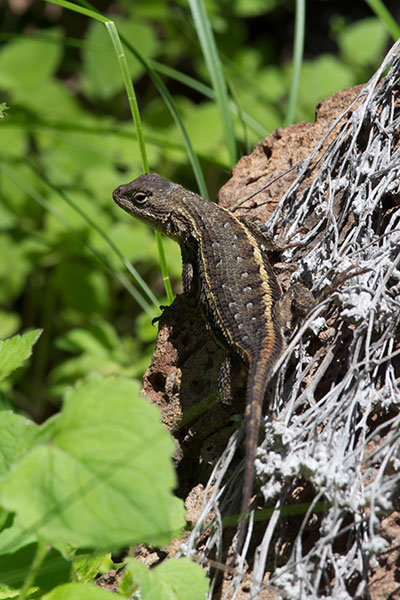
[113,172,297,554]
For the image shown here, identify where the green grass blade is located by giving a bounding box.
[42,0,107,23]
[104,21,148,173]
[2,162,158,318]
[118,34,208,199]
[104,21,173,304]
[37,163,161,311]
[152,60,267,138]
[364,0,400,40]
[284,0,305,126]
[47,0,207,198]
[38,3,209,197]
[42,1,174,304]
[189,0,237,166]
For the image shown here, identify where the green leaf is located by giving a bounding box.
[0,412,38,476]
[43,582,117,600]
[81,19,159,101]
[38,129,113,186]
[0,330,42,383]
[72,551,112,583]
[0,514,35,556]
[22,80,82,121]
[0,312,20,340]
[0,236,31,305]
[0,30,62,97]
[0,126,26,159]
[55,261,110,315]
[122,557,209,600]
[0,584,19,598]
[0,164,43,218]
[105,221,159,268]
[49,320,145,390]
[43,190,110,239]
[338,17,388,67]
[0,374,185,549]
[0,543,70,592]
[0,103,9,118]
[56,321,120,356]
[234,0,278,17]
[296,55,355,121]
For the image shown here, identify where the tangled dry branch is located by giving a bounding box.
[181,41,400,600]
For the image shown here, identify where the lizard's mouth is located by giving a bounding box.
[112,186,131,212]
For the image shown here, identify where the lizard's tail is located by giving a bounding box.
[236,348,281,554]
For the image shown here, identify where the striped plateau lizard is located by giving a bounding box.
[113,173,306,554]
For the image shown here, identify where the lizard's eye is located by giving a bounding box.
[133,191,149,204]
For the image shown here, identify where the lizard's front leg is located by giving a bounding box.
[181,243,199,299]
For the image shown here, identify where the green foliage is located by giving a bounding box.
[337,17,389,68]
[0,336,192,597]
[0,330,41,383]
[0,0,395,596]
[0,373,184,549]
[82,18,160,101]
[0,544,71,593]
[0,103,9,118]
[121,557,209,599]
[43,583,116,599]
[0,30,63,97]
[42,554,210,600]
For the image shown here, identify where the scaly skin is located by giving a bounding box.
[113,173,285,553]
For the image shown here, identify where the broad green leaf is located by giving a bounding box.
[0,543,70,592]
[0,126,26,159]
[0,163,43,217]
[51,319,146,385]
[38,130,113,186]
[0,415,62,555]
[296,55,355,121]
[0,236,32,305]
[0,514,35,556]
[106,221,161,267]
[72,551,112,583]
[154,558,209,600]
[43,582,117,600]
[81,19,159,101]
[0,203,17,231]
[338,18,388,67]
[122,557,209,600]
[56,321,121,356]
[43,190,110,241]
[49,351,141,394]
[0,375,185,549]
[24,80,82,121]
[55,262,110,315]
[0,585,19,598]
[181,101,228,161]
[0,330,42,383]
[251,65,286,104]
[0,30,62,96]
[0,412,37,476]
[0,312,20,340]
[81,166,125,207]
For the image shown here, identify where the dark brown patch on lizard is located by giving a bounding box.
[113,173,285,553]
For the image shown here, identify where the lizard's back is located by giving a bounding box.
[177,193,282,367]
[113,173,285,553]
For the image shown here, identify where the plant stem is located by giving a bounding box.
[18,541,49,600]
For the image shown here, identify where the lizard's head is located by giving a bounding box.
[113,173,184,239]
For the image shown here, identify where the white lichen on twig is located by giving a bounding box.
[183,40,400,600]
